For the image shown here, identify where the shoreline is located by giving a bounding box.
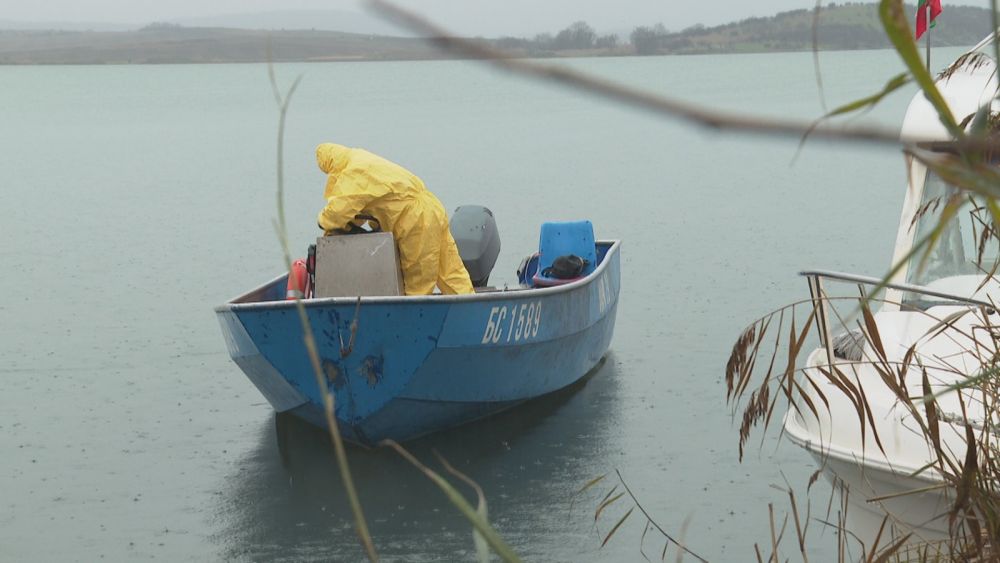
[0,44,942,66]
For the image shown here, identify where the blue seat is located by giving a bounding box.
[532,220,597,287]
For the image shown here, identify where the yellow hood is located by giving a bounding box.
[316,143,350,175]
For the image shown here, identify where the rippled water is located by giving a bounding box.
[0,47,969,561]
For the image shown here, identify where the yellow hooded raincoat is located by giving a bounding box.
[316,143,474,296]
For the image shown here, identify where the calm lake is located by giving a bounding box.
[0,47,969,561]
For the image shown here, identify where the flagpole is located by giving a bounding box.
[925,3,931,72]
[926,2,931,72]
[916,0,941,71]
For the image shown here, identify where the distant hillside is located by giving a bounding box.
[632,3,993,55]
[0,3,994,65]
[0,26,443,64]
[0,19,135,32]
[168,9,407,37]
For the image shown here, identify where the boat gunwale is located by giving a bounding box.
[214,239,622,313]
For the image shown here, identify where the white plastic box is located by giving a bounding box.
[313,232,404,297]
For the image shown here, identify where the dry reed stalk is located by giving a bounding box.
[267,62,378,561]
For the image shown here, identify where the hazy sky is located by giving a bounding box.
[0,0,879,36]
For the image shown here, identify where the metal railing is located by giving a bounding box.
[800,269,995,308]
[799,269,996,367]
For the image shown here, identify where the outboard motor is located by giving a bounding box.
[450,205,501,287]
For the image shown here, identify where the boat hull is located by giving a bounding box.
[785,408,952,551]
[782,305,995,553]
[216,241,621,446]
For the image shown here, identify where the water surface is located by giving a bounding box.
[0,48,968,561]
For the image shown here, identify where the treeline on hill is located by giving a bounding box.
[634,3,991,54]
[492,21,623,55]
[499,3,993,56]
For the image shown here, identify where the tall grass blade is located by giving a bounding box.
[433,452,491,563]
[871,532,912,563]
[787,489,808,562]
[639,521,652,563]
[594,492,626,522]
[601,507,635,548]
[588,470,710,562]
[824,73,911,119]
[267,64,378,561]
[800,72,911,147]
[578,474,608,495]
[381,441,522,562]
[878,0,959,135]
[570,474,607,514]
[922,370,943,456]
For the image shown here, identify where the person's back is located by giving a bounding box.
[315,143,473,295]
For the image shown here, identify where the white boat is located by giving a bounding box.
[781,36,1000,554]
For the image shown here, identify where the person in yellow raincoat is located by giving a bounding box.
[315,143,474,296]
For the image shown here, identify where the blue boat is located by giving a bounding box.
[215,222,621,446]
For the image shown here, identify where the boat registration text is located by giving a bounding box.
[481,302,542,344]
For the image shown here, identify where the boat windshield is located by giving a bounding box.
[904,169,1000,305]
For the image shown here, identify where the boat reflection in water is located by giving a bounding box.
[213,357,623,561]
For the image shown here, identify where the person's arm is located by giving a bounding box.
[316,170,391,232]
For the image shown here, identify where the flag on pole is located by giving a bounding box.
[915,0,943,40]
